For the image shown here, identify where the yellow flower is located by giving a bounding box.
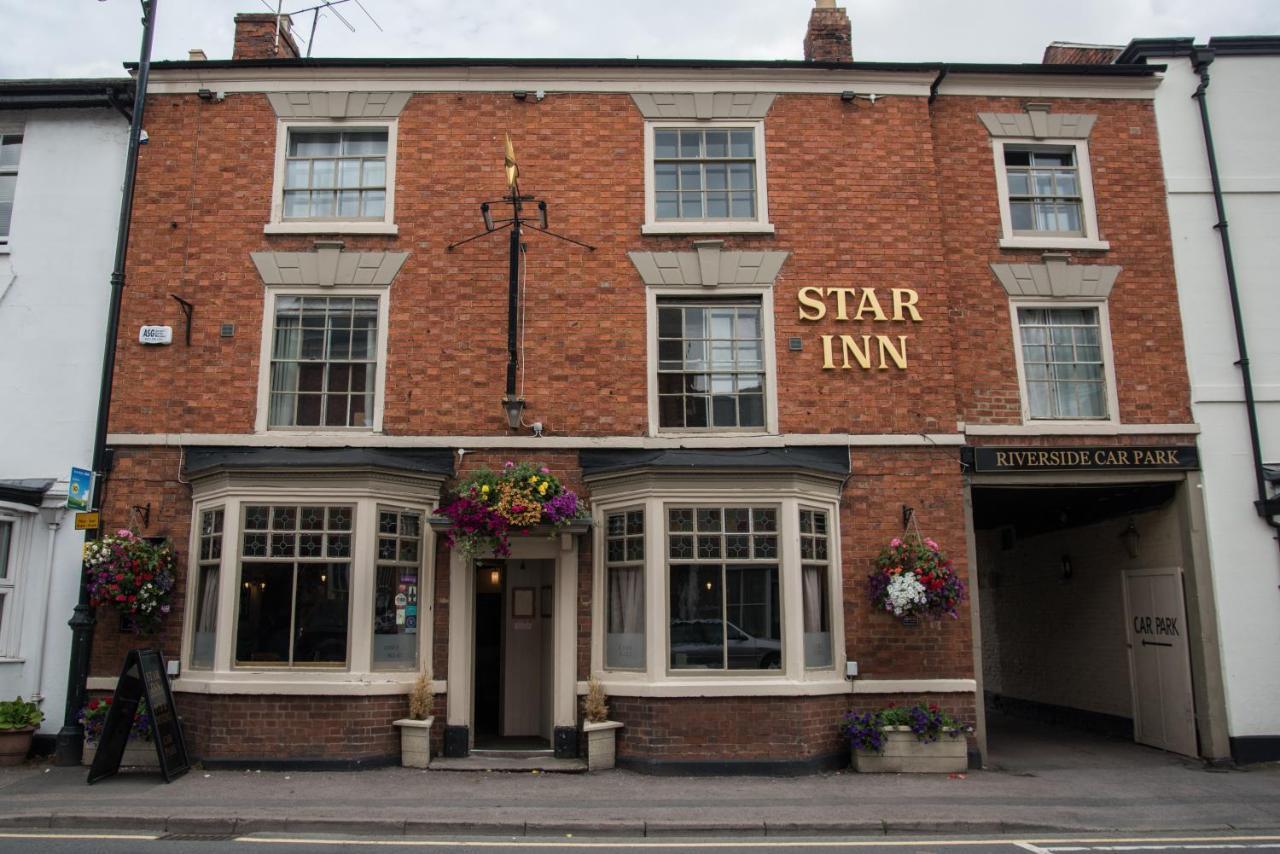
[538,482,548,495]
[481,484,490,493]
[528,476,538,484]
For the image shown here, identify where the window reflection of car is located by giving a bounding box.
[670,619,781,669]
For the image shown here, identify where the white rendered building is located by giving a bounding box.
[0,79,130,743]
[1118,37,1280,764]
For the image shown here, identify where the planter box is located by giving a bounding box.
[0,729,35,767]
[394,717,433,768]
[82,739,159,769]
[852,727,967,773]
[583,720,623,771]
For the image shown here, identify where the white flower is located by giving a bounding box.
[885,573,927,616]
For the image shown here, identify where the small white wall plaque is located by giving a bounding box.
[139,325,173,345]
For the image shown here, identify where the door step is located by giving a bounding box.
[432,753,587,773]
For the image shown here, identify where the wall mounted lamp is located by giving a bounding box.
[490,569,501,586]
[503,395,526,429]
[1120,519,1141,559]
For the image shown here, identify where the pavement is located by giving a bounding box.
[0,716,1277,839]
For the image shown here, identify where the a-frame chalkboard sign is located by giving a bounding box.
[87,648,190,784]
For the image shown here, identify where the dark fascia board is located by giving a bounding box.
[182,446,454,478]
[579,446,850,479]
[136,56,1160,78]
[1207,36,1280,56]
[1116,37,1197,64]
[0,78,134,111]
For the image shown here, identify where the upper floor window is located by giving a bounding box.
[1015,305,1114,421]
[1004,147,1082,235]
[657,299,765,431]
[266,120,397,235]
[267,295,379,429]
[655,128,756,222]
[991,139,1107,251]
[0,133,22,246]
[284,130,387,221]
[643,122,772,235]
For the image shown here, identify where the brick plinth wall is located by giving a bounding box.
[605,691,976,770]
[175,693,430,765]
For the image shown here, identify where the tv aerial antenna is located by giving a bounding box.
[258,0,382,57]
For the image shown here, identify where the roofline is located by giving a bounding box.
[0,77,134,112]
[1208,36,1280,56]
[134,56,1161,78]
[1117,35,1280,64]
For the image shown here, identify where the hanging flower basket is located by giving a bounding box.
[867,533,965,622]
[83,529,177,634]
[435,462,585,557]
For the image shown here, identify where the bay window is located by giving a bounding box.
[605,508,645,670]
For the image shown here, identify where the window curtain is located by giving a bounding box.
[607,566,644,668]
[802,565,832,668]
[269,316,301,426]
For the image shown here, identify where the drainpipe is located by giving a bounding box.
[1189,48,1280,556]
[54,0,158,766]
[27,509,64,706]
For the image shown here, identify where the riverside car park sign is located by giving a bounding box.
[964,446,1200,473]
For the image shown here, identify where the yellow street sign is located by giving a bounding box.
[74,512,100,531]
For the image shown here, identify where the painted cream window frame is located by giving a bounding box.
[253,285,392,435]
[645,285,780,437]
[229,501,358,670]
[662,500,787,676]
[0,509,33,660]
[600,504,648,673]
[185,504,226,671]
[588,475,845,693]
[1008,298,1120,426]
[641,120,774,235]
[265,117,399,236]
[369,503,427,672]
[990,138,1109,251]
[179,480,437,691]
[798,503,838,671]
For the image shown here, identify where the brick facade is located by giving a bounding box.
[85,10,1196,769]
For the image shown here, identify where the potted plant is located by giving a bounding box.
[867,534,966,623]
[844,703,968,773]
[79,697,157,768]
[0,696,43,767]
[83,529,177,634]
[393,671,434,768]
[581,676,623,771]
[435,462,584,557]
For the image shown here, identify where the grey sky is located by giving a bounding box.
[1,0,1278,80]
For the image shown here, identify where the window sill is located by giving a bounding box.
[264,221,399,236]
[0,657,25,665]
[653,429,777,439]
[577,676,852,698]
[86,673,447,696]
[258,428,382,436]
[999,235,1110,251]
[642,222,775,236]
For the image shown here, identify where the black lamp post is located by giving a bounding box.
[55,0,158,766]
[447,136,593,429]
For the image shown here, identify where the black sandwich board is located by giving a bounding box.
[87,648,190,784]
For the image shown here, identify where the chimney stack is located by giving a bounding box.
[804,0,852,63]
[232,13,301,61]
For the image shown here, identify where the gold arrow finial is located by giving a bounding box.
[504,133,519,189]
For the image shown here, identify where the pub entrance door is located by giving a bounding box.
[472,559,555,750]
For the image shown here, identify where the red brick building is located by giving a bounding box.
[88,4,1229,771]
